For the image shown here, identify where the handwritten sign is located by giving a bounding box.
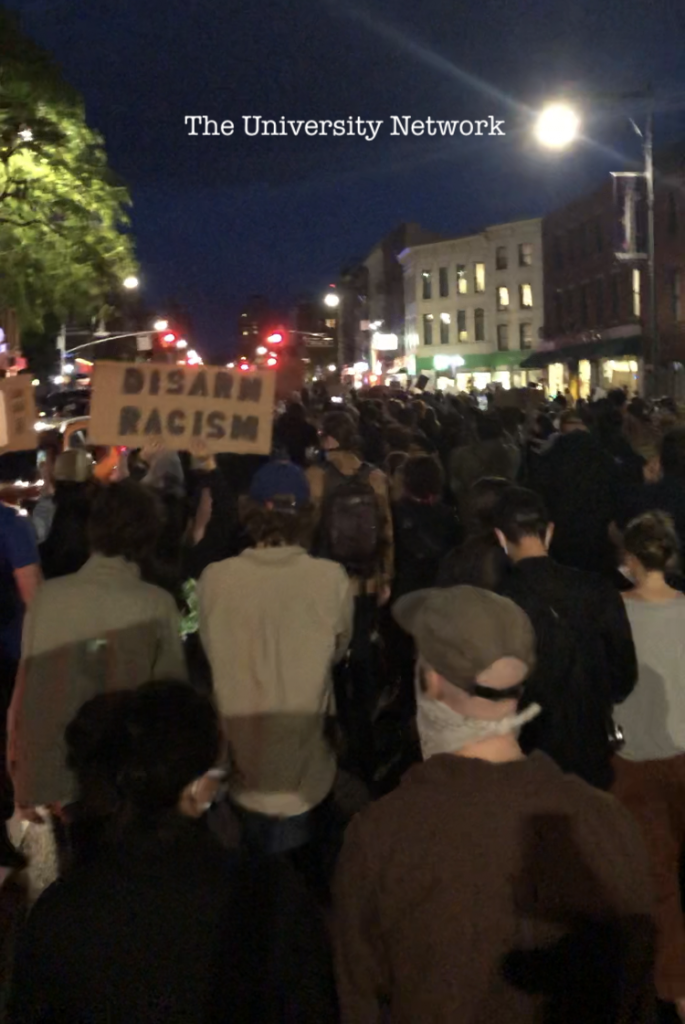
[0,375,37,453]
[89,361,275,455]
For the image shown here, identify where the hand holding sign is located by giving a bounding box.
[89,362,275,456]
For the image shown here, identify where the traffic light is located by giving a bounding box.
[266,331,284,345]
[160,330,178,347]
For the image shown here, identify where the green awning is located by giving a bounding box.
[417,350,530,373]
[521,336,644,369]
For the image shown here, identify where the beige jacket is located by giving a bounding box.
[199,546,354,817]
[307,450,394,593]
[9,555,187,807]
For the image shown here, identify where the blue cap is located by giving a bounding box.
[249,460,310,508]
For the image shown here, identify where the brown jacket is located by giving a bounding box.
[307,450,394,594]
[334,752,655,1024]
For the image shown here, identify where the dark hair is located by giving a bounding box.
[384,426,413,453]
[466,477,512,533]
[624,511,679,572]
[475,412,504,442]
[608,387,628,409]
[87,480,162,565]
[493,487,550,544]
[66,682,221,830]
[660,427,685,479]
[322,411,358,451]
[241,500,313,548]
[403,455,444,501]
[396,406,417,430]
[534,413,556,440]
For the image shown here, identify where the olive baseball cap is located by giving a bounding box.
[393,585,536,691]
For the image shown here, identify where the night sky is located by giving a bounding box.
[4,0,685,360]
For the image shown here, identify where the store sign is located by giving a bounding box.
[372,332,398,351]
[89,360,275,455]
[303,336,335,348]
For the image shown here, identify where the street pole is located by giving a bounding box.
[644,107,659,397]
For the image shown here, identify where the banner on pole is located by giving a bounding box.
[0,376,37,453]
[612,172,647,261]
[89,361,275,455]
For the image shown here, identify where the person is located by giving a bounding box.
[611,512,685,1018]
[492,487,637,789]
[8,481,187,840]
[39,449,96,580]
[448,411,519,519]
[529,408,622,575]
[198,461,353,880]
[437,476,511,590]
[273,399,319,467]
[8,682,338,1023]
[0,499,41,868]
[334,586,655,1024]
[619,427,685,547]
[391,455,460,600]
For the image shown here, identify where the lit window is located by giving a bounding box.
[474,262,485,293]
[474,308,485,342]
[519,283,533,308]
[325,319,336,327]
[520,322,533,350]
[457,310,468,342]
[496,247,507,270]
[440,317,449,345]
[497,286,510,310]
[632,268,641,317]
[423,313,434,346]
[518,242,533,267]
[497,324,509,351]
[439,267,448,298]
[242,330,249,336]
[422,271,432,300]
[457,265,467,294]
[673,270,682,321]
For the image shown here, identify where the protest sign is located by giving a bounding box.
[89,361,275,455]
[0,375,37,453]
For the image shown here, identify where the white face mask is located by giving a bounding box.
[415,673,541,761]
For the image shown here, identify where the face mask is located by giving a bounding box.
[415,672,541,761]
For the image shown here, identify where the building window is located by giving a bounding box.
[632,268,641,317]
[422,270,432,300]
[497,286,510,310]
[554,291,563,332]
[580,283,589,326]
[439,267,448,298]
[669,193,679,237]
[595,278,604,324]
[553,235,564,271]
[595,219,603,253]
[519,283,533,308]
[474,308,485,342]
[242,330,249,336]
[610,275,620,320]
[496,246,508,270]
[520,322,533,350]
[423,314,434,345]
[440,312,450,345]
[474,262,485,293]
[457,264,468,294]
[457,310,468,342]
[325,319,336,328]
[673,270,682,321]
[518,242,533,267]
[497,324,509,351]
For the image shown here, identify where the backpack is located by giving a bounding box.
[317,464,383,577]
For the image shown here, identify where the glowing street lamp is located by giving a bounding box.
[123,275,139,290]
[154,319,169,332]
[324,292,340,309]
[534,102,580,150]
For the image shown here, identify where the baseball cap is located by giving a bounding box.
[393,585,536,694]
[248,460,310,508]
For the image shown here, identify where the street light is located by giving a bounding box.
[123,275,139,290]
[534,103,580,149]
[535,93,658,396]
[154,319,169,332]
[324,293,340,308]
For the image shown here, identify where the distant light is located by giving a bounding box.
[324,293,340,308]
[267,356,278,367]
[162,332,176,344]
[267,332,283,344]
[327,364,337,372]
[372,332,398,351]
[535,102,580,149]
[353,361,369,373]
[256,346,267,356]
[227,362,235,369]
[19,128,33,142]
[440,313,451,324]
[176,339,188,349]
[239,362,250,371]
[31,378,40,386]
[52,375,65,385]
[186,349,202,365]
[369,374,379,384]
[62,363,75,375]
[154,319,169,331]
[123,275,139,290]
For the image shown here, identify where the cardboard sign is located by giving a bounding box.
[0,375,37,453]
[89,361,275,455]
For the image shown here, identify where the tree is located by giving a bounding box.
[0,10,137,333]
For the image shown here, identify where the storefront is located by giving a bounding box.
[521,336,643,397]
[415,351,540,391]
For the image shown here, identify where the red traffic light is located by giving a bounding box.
[160,331,177,347]
[266,356,278,367]
[266,331,283,345]
[239,362,250,371]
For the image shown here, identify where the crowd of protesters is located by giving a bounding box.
[1,379,685,1020]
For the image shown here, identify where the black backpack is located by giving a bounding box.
[317,464,383,577]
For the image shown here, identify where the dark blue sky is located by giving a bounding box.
[5,0,685,359]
